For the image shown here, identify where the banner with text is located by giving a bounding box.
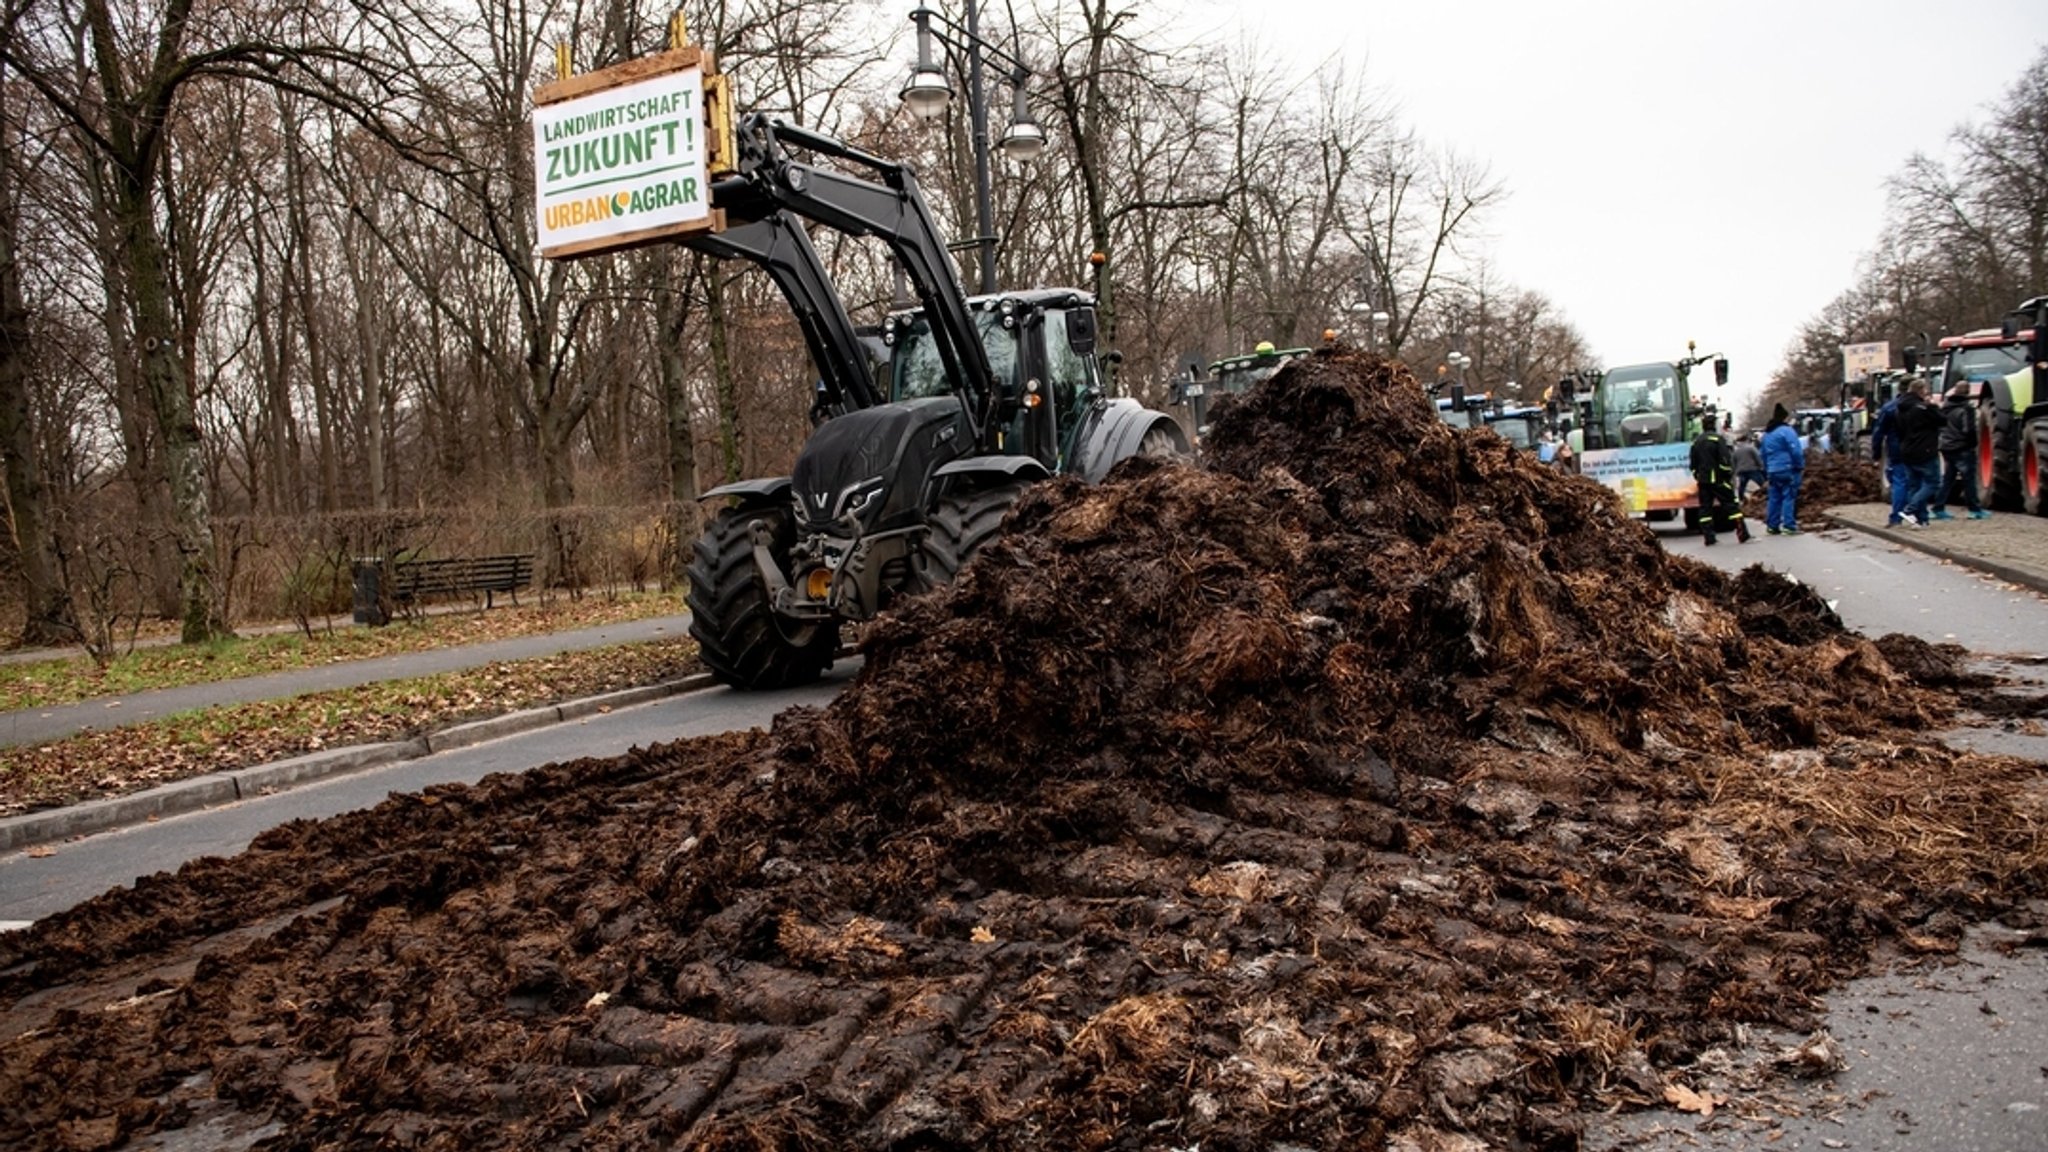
[1578,443,1697,514]
[1840,341,1890,383]
[534,63,711,258]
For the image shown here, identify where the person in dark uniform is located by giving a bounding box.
[1690,413,1749,545]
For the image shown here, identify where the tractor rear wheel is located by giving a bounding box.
[686,505,838,690]
[1993,408,2025,511]
[1971,402,1997,512]
[919,479,1030,588]
[2026,421,2048,517]
[1137,420,1187,459]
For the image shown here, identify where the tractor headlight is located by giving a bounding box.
[805,567,833,600]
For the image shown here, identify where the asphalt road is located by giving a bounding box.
[1663,521,2048,659]
[0,662,857,924]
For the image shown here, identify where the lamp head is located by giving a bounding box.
[998,117,1045,162]
[900,64,953,121]
[998,83,1045,162]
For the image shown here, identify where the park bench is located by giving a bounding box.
[389,554,536,610]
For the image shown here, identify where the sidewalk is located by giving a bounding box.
[1822,502,2048,597]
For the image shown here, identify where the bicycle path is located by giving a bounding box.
[0,613,693,750]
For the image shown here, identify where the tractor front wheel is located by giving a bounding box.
[919,480,1030,589]
[686,506,839,690]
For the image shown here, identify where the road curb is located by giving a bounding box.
[232,739,429,798]
[425,705,566,753]
[0,774,238,852]
[558,674,719,721]
[1822,513,2048,600]
[0,676,713,855]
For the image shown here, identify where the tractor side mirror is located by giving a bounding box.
[1450,384,1467,409]
[1065,309,1099,355]
[1903,347,1920,372]
[1713,358,1729,387]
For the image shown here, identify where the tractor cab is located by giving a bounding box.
[1482,404,1548,451]
[884,288,1105,473]
[1170,342,1310,442]
[1434,386,1486,429]
[1587,363,1685,449]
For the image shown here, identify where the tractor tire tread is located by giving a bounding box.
[686,507,837,691]
[920,480,1030,589]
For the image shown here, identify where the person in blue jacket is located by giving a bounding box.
[1760,403,1807,535]
[1867,393,1910,526]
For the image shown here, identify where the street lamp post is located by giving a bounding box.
[901,3,1046,294]
[1448,350,1471,388]
[1347,302,1392,353]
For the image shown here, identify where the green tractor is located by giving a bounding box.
[1563,345,1729,524]
[1933,297,2048,513]
[1169,341,1313,445]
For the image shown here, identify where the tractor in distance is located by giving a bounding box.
[685,113,1187,689]
[1566,344,1728,525]
[1169,341,1312,445]
[1481,401,1552,454]
[1932,296,2048,514]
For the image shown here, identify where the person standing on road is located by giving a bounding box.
[1761,404,1807,535]
[1690,413,1750,545]
[1896,379,1946,528]
[1734,433,1766,501]
[1868,391,1911,527]
[1932,385,1988,520]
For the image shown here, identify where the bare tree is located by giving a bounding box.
[0,18,76,644]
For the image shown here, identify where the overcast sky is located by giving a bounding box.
[1215,0,2046,418]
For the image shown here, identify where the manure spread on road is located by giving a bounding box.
[5,347,2044,1152]
[1742,447,1886,520]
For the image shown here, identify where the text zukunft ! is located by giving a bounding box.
[543,122,692,184]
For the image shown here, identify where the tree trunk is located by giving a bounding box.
[289,148,339,512]
[0,177,75,646]
[532,395,580,589]
[81,157,182,618]
[657,251,699,573]
[705,263,742,483]
[118,180,227,643]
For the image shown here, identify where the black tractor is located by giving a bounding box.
[685,116,1187,689]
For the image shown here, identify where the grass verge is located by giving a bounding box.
[1,637,702,818]
[0,591,686,712]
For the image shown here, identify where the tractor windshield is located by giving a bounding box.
[1214,357,1287,397]
[1488,416,1536,449]
[1597,364,1682,447]
[889,312,1019,403]
[1944,344,2027,386]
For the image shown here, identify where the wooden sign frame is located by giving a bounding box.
[532,48,725,260]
